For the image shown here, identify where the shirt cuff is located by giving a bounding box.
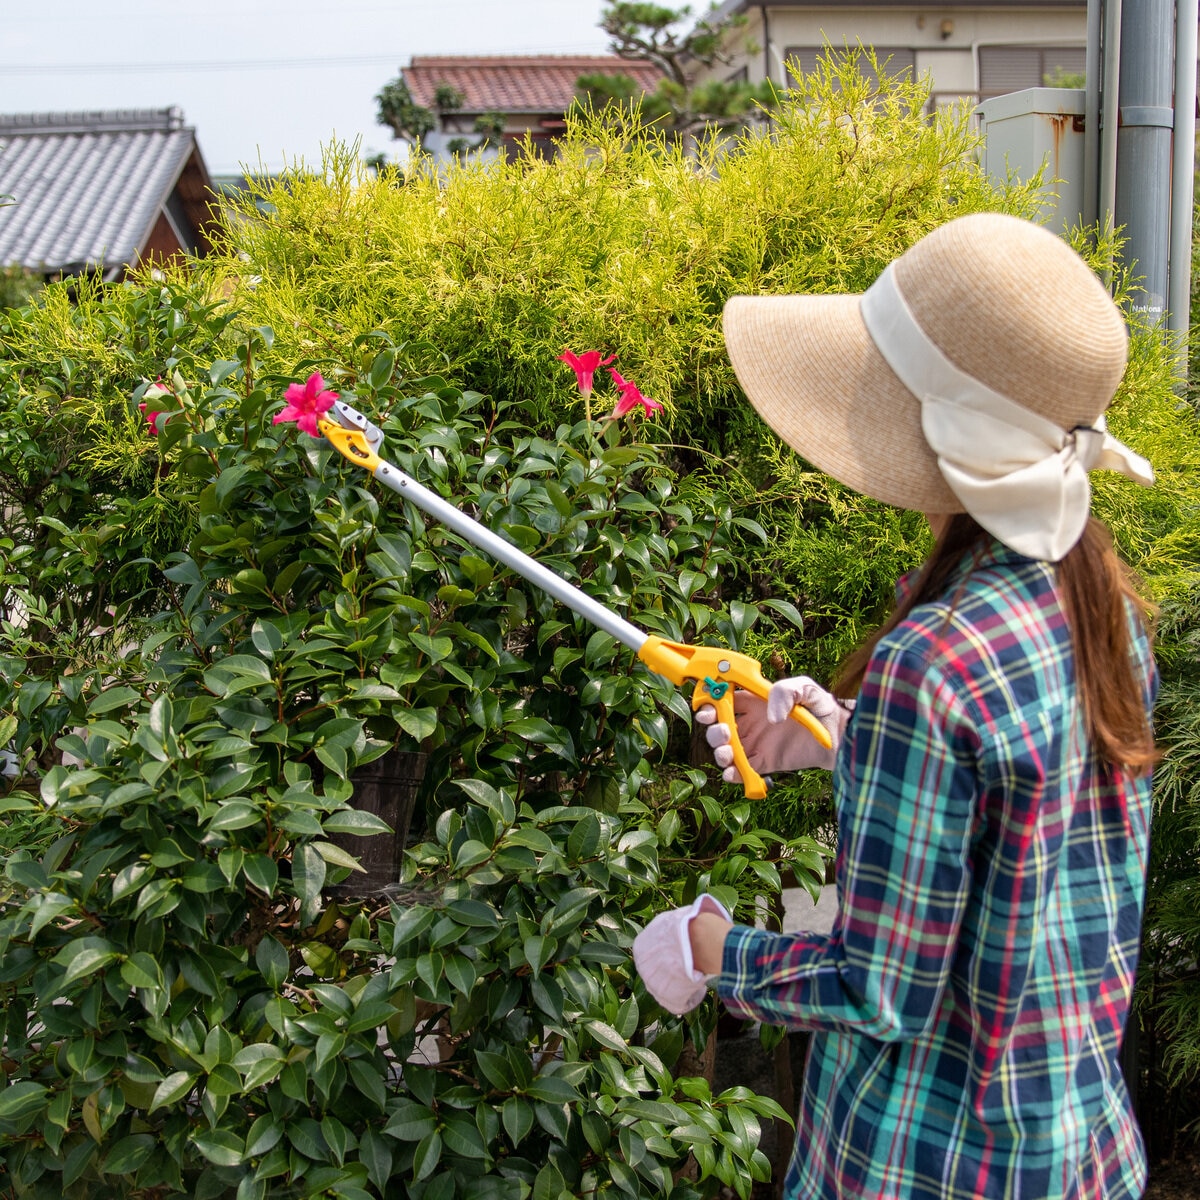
[714,923,776,1020]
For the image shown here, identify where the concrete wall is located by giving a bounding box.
[696,5,1088,104]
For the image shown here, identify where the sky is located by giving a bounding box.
[1,0,613,176]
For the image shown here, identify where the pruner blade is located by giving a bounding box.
[330,399,384,456]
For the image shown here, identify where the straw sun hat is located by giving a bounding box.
[723,212,1151,559]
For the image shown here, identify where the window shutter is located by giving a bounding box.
[978,45,1086,98]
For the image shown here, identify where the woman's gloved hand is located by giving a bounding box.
[695,676,853,783]
[632,894,732,1015]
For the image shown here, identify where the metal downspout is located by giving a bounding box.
[1084,0,1103,228]
[1114,0,1175,322]
[762,4,773,85]
[1099,0,1123,262]
[1168,0,1198,350]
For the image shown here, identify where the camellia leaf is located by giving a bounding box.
[291,843,326,903]
[395,707,438,741]
[149,1071,196,1113]
[444,897,499,928]
[243,853,279,896]
[208,802,262,831]
[444,954,477,996]
[0,1080,47,1120]
[54,937,119,988]
[245,1112,285,1157]
[101,1133,155,1175]
[119,952,162,991]
[759,596,807,633]
[452,839,492,871]
[191,1127,246,1167]
[412,1129,442,1181]
[584,1020,628,1053]
[321,809,392,836]
[86,687,141,716]
[383,1099,437,1142]
[359,1127,394,1192]
[255,936,289,989]
[311,840,366,873]
[524,1074,579,1104]
[299,942,340,978]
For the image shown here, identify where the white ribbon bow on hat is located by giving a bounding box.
[860,264,1154,562]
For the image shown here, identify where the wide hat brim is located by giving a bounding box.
[723,292,963,514]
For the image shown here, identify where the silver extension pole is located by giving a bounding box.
[370,458,650,653]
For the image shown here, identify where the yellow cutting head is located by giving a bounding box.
[317,417,383,474]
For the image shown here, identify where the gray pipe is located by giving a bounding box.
[1114,0,1176,323]
[1099,0,1122,254]
[1168,0,1198,347]
[1084,0,1102,228]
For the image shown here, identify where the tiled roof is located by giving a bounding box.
[404,55,665,115]
[713,0,1082,11]
[0,108,209,278]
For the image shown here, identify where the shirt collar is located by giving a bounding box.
[894,536,1036,606]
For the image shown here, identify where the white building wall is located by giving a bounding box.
[702,6,1088,103]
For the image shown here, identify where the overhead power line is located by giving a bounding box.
[7,54,421,76]
[4,44,611,77]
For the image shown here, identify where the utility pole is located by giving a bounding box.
[1096,0,1197,347]
[1168,0,1199,343]
[1113,0,1177,324]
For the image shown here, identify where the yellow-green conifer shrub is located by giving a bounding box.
[208,49,1043,430]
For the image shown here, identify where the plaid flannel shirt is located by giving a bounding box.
[717,542,1156,1200]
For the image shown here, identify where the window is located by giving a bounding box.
[781,46,916,89]
[978,45,1086,99]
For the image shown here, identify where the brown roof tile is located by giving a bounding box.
[404,55,665,114]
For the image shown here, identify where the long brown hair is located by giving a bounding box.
[832,514,1158,777]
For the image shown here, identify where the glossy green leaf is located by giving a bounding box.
[255,936,289,988]
[149,1071,196,1112]
[412,1129,442,1180]
[192,1126,246,1167]
[0,1080,47,1120]
[383,1099,437,1142]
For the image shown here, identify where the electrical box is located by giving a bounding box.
[976,88,1086,234]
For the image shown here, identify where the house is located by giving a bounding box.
[401,55,666,158]
[692,0,1089,109]
[0,107,218,283]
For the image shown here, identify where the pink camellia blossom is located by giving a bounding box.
[274,372,339,437]
[138,380,173,436]
[558,349,615,396]
[608,367,664,419]
[138,401,163,436]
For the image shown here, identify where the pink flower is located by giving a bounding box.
[559,349,615,396]
[274,372,338,437]
[608,368,663,419]
[138,401,163,436]
[138,380,173,436]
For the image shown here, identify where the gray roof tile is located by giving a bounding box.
[0,109,202,277]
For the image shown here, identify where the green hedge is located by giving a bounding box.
[0,336,824,1197]
[0,48,1198,1192]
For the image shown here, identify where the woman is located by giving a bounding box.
[633,213,1158,1199]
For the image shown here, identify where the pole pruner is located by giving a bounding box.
[318,402,832,801]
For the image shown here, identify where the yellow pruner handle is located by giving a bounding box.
[692,681,771,799]
[635,636,833,801]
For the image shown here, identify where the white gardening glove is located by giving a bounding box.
[696,676,852,783]
[632,894,732,1015]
